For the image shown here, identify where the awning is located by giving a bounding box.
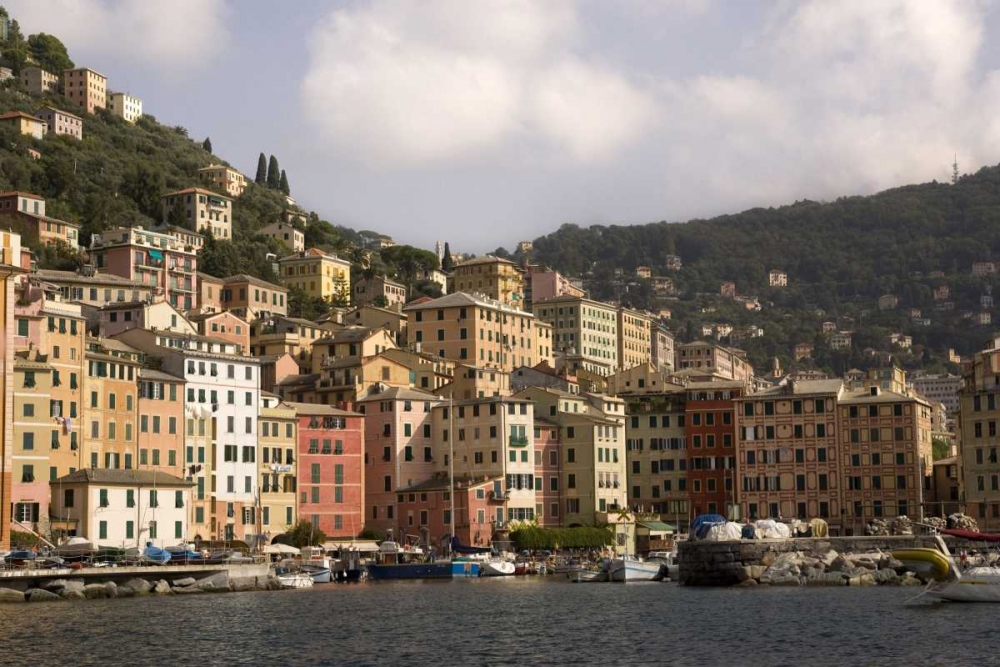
[148,249,164,260]
[322,539,380,552]
[263,544,300,555]
[637,520,676,534]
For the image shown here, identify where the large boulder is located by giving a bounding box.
[872,568,899,585]
[172,585,204,595]
[805,572,846,586]
[104,581,118,598]
[899,573,924,586]
[193,572,229,592]
[116,586,134,598]
[83,583,108,599]
[172,577,196,588]
[153,580,172,595]
[40,579,69,592]
[26,588,62,602]
[0,588,25,603]
[124,578,152,596]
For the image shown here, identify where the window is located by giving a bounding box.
[99,489,109,507]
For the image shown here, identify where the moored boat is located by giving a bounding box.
[300,564,333,584]
[481,559,516,577]
[278,573,314,589]
[142,543,171,565]
[572,568,608,583]
[608,557,661,582]
[365,541,453,580]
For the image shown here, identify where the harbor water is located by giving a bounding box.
[1,579,995,666]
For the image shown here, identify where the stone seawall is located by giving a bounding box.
[678,536,968,586]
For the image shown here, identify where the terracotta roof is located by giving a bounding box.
[223,274,286,291]
[455,255,516,268]
[283,401,362,417]
[52,469,192,487]
[163,187,232,200]
[0,191,44,200]
[0,111,44,122]
[36,106,82,120]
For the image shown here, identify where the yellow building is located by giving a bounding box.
[959,339,1000,530]
[452,255,525,306]
[405,292,541,373]
[279,248,351,304]
[259,394,298,536]
[198,164,247,198]
[534,295,619,376]
[161,188,233,240]
[0,231,26,550]
[82,338,141,470]
[62,67,107,114]
[0,111,47,140]
[12,350,53,535]
[617,307,653,372]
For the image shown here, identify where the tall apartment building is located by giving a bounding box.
[20,66,59,96]
[108,92,142,123]
[651,325,675,373]
[958,340,1000,530]
[136,369,186,479]
[534,418,562,526]
[12,350,54,532]
[259,394,298,536]
[405,292,542,373]
[359,386,445,537]
[617,307,653,371]
[912,374,962,414]
[259,222,304,253]
[452,255,524,306]
[735,380,844,530]
[288,403,364,538]
[624,391,689,529]
[198,164,247,198]
[62,67,107,114]
[82,337,141,470]
[115,328,261,542]
[523,265,584,312]
[685,380,744,520]
[354,275,407,309]
[534,295,619,376]
[91,226,199,311]
[278,249,351,304]
[514,388,627,526]
[0,232,23,549]
[161,188,233,240]
[675,341,754,384]
[221,274,288,319]
[838,385,932,530]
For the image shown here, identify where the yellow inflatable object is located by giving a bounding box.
[892,548,953,580]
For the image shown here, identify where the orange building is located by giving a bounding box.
[137,369,186,478]
[82,338,141,470]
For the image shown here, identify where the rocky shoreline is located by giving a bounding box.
[739,549,925,587]
[0,571,283,603]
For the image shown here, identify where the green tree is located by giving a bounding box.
[267,155,280,189]
[167,199,187,228]
[284,520,327,548]
[255,153,267,183]
[288,287,330,320]
[279,169,290,195]
[121,163,166,219]
[27,33,73,73]
[441,242,454,272]
[4,19,27,73]
[202,137,212,153]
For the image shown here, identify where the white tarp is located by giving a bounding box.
[264,544,301,555]
[754,520,792,539]
[703,522,744,541]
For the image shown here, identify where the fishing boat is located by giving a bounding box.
[278,573,314,589]
[142,543,172,565]
[300,564,333,584]
[572,568,608,583]
[481,558,516,577]
[54,537,95,562]
[365,541,453,580]
[648,549,679,581]
[607,556,662,582]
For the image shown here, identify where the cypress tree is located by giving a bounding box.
[279,169,290,195]
[255,153,267,184]
[267,155,280,189]
[202,137,212,153]
[441,242,454,272]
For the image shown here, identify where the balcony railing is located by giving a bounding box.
[508,436,529,447]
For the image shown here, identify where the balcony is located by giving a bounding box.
[508,436,529,447]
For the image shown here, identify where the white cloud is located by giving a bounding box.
[6,0,231,74]
[300,0,658,167]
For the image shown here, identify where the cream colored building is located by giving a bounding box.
[959,339,1000,530]
[198,164,247,198]
[259,394,298,536]
[674,341,753,384]
[769,270,788,287]
[35,106,82,140]
[62,67,107,114]
[108,92,143,123]
[279,249,351,304]
[514,388,627,526]
[405,292,542,373]
[20,66,59,96]
[354,275,407,308]
[161,188,233,240]
[259,222,304,252]
[534,295,619,376]
[452,255,524,306]
[617,307,653,372]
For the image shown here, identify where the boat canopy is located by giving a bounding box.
[323,540,380,553]
[451,536,491,555]
[637,521,676,535]
[263,544,301,555]
[940,528,1000,543]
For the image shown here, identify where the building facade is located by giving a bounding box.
[278,249,351,304]
[108,92,142,123]
[161,188,233,240]
[534,296,619,376]
[452,255,524,306]
[63,67,107,114]
[91,226,199,311]
[35,106,82,140]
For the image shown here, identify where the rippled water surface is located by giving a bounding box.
[0,579,994,666]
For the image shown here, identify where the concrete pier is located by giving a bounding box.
[0,562,270,593]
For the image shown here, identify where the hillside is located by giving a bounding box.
[518,167,1000,375]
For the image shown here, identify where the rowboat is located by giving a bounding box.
[278,573,314,589]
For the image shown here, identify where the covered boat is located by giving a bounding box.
[365,541,453,580]
[142,543,172,565]
[54,537,96,561]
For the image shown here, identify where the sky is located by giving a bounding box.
[10,0,1000,253]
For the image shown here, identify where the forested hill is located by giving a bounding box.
[518,166,1000,374]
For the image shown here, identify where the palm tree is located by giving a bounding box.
[614,506,633,557]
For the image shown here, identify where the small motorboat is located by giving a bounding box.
[480,559,516,577]
[166,545,203,563]
[607,557,662,582]
[278,573,314,589]
[300,564,332,584]
[142,543,172,565]
[892,548,952,580]
[54,537,96,562]
[572,569,608,583]
[5,550,36,564]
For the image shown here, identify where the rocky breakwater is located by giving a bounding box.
[678,535,962,587]
[0,569,282,603]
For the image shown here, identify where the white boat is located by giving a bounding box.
[930,566,1000,602]
[278,573,314,589]
[480,559,516,577]
[572,569,608,583]
[648,550,679,581]
[608,557,662,582]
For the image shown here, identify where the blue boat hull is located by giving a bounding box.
[365,562,453,580]
[452,561,480,577]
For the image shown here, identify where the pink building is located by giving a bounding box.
[357,386,445,537]
[91,226,198,311]
[288,403,365,538]
[189,311,250,354]
[197,272,223,313]
[525,266,584,310]
[395,476,496,548]
[534,418,562,527]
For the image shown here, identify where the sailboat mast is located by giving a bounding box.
[449,394,455,545]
